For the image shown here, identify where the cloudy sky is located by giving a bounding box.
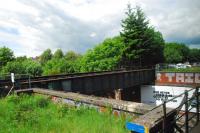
[0,0,200,57]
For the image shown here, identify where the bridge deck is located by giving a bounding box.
[1,69,155,94]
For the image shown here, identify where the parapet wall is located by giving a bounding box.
[15,88,155,116]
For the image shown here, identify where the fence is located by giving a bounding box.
[151,87,200,133]
[0,74,32,96]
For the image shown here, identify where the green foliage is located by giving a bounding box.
[36,49,82,75]
[65,51,81,61]
[120,5,164,66]
[39,49,52,65]
[1,60,24,74]
[79,36,124,72]
[164,43,190,63]
[23,59,43,76]
[42,50,81,75]
[53,49,64,59]
[0,94,128,133]
[0,46,14,67]
[1,59,42,76]
[42,58,75,75]
[15,56,27,62]
[189,48,200,63]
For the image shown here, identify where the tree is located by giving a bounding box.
[189,48,200,63]
[79,36,124,72]
[179,44,190,61]
[15,56,27,62]
[0,46,14,67]
[120,5,164,67]
[1,59,42,76]
[23,59,42,76]
[42,58,74,75]
[1,61,25,74]
[164,43,190,63]
[65,51,81,61]
[39,49,52,65]
[164,45,182,63]
[53,49,64,59]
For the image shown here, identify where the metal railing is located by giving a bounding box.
[152,87,200,133]
[0,74,32,95]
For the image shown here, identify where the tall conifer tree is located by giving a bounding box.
[120,4,164,67]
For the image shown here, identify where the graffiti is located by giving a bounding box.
[153,91,177,102]
[156,72,200,85]
[51,96,128,117]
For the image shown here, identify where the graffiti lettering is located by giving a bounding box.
[153,91,177,102]
[156,72,200,85]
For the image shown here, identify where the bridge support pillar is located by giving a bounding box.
[115,89,122,100]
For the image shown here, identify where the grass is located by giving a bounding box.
[0,94,129,133]
[161,67,200,72]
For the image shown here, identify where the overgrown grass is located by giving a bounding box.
[161,67,200,72]
[0,94,129,133]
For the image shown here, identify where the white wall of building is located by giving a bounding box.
[141,85,196,112]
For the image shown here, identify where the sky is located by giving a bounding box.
[0,0,200,57]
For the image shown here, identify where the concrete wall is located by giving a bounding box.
[141,85,196,111]
[15,88,155,116]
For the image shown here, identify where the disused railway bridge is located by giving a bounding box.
[0,69,155,101]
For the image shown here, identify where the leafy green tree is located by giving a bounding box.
[64,51,81,73]
[15,56,27,62]
[42,58,74,75]
[1,61,24,74]
[164,46,182,63]
[65,51,81,61]
[120,5,164,67]
[189,48,200,63]
[0,46,14,67]
[23,59,43,76]
[1,59,42,76]
[164,43,190,63]
[179,44,190,61]
[39,49,52,65]
[79,36,124,72]
[53,49,64,59]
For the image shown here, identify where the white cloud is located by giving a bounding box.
[90,32,97,38]
[0,0,200,57]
